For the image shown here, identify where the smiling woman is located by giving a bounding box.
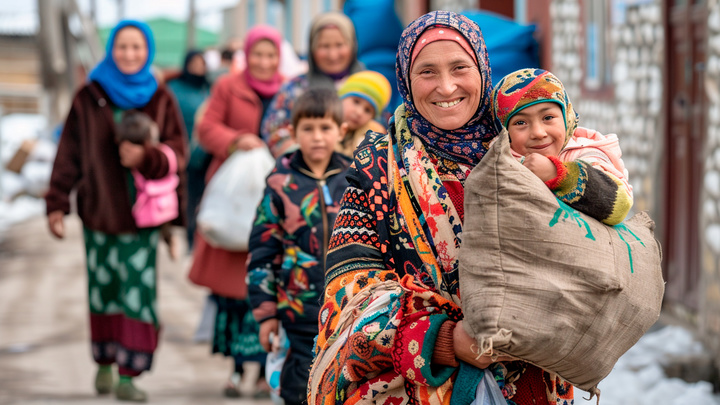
[409,39,482,130]
[112,26,150,74]
[307,10,575,405]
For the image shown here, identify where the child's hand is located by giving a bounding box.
[259,318,279,352]
[119,141,146,168]
[522,153,557,182]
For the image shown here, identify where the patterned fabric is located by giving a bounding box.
[395,10,501,167]
[247,151,351,333]
[339,70,393,119]
[410,27,477,65]
[492,68,634,225]
[492,68,578,146]
[84,227,160,376]
[211,295,266,363]
[313,128,575,404]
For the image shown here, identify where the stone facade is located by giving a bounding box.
[549,0,720,372]
[548,0,664,218]
[701,0,720,370]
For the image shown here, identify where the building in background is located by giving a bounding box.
[0,12,42,116]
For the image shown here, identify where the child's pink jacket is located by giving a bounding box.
[132,144,180,228]
[510,126,634,200]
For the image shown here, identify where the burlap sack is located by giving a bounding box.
[459,130,664,395]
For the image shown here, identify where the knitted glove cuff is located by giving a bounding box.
[431,320,459,367]
[544,155,569,190]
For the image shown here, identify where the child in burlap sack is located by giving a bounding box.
[492,68,633,225]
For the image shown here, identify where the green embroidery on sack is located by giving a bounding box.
[549,199,596,240]
[613,223,645,273]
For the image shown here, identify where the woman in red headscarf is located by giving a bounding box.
[188,24,284,398]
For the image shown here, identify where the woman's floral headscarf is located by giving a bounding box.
[395,10,500,166]
[492,68,578,148]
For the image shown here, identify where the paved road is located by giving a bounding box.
[0,215,272,405]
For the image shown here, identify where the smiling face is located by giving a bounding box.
[507,102,567,157]
[342,96,375,131]
[409,40,482,130]
[313,27,352,75]
[247,39,280,81]
[112,27,149,75]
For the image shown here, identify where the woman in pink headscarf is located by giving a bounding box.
[188,24,283,398]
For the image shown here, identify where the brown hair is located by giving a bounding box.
[115,110,158,145]
[291,88,343,128]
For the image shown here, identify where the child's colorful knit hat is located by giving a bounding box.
[338,70,392,118]
[492,68,578,148]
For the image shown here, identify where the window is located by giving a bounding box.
[584,0,611,90]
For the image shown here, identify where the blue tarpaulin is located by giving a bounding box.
[461,10,540,85]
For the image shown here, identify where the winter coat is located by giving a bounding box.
[247,151,351,333]
[166,76,210,143]
[45,82,187,234]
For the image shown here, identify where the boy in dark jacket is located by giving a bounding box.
[247,88,351,405]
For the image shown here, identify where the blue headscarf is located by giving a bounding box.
[395,11,500,166]
[89,20,158,109]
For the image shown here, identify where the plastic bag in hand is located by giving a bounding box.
[196,146,275,251]
[471,368,506,405]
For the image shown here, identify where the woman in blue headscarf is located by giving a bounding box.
[308,11,574,405]
[45,20,186,402]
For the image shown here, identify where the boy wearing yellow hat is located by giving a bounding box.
[337,70,392,157]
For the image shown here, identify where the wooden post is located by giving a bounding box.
[187,0,197,50]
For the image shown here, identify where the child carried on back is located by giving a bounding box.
[492,68,633,224]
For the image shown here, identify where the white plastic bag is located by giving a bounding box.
[471,368,506,405]
[196,146,275,251]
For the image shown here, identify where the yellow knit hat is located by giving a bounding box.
[338,70,392,118]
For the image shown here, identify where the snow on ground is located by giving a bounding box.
[576,325,720,405]
[0,114,52,241]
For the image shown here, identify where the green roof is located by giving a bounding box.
[99,17,219,68]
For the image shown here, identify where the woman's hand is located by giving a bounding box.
[259,318,279,352]
[118,141,146,168]
[522,153,557,182]
[454,320,515,368]
[235,134,265,151]
[48,210,65,239]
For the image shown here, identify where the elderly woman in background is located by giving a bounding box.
[260,11,364,157]
[187,24,283,398]
[308,11,575,405]
[45,20,186,402]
